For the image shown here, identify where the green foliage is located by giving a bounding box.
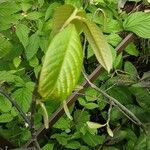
[123,11,150,39]
[0,0,150,149]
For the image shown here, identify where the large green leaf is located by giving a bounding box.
[52,4,76,35]
[123,12,150,39]
[38,24,83,101]
[82,20,113,72]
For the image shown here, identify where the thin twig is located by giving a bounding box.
[82,71,146,131]
[0,88,31,127]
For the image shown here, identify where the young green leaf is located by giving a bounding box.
[53,117,71,130]
[125,43,139,57]
[87,121,106,129]
[63,101,73,120]
[38,24,83,101]
[123,12,150,39]
[107,124,114,137]
[13,57,21,68]
[82,20,113,72]
[71,10,87,34]
[52,4,76,35]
